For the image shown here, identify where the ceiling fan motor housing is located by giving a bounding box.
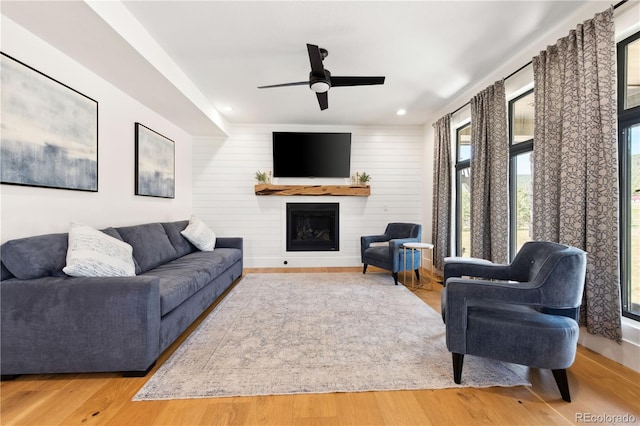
[310,69,331,93]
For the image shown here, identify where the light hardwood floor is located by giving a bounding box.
[2,267,639,425]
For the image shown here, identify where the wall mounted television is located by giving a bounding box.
[272,132,351,178]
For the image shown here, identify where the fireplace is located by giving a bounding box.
[286,203,339,252]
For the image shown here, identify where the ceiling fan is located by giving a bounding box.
[257,44,385,111]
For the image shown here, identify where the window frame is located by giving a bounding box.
[508,90,534,260]
[617,30,640,322]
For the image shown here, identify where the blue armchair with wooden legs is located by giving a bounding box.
[441,241,587,402]
[361,223,422,285]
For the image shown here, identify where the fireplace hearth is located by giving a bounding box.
[286,203,339,252]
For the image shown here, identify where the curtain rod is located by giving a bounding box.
[613,0,628,10]
[449,0,629,117]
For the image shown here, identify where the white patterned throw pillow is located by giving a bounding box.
[181,216,216,251]
[63,222,136,277]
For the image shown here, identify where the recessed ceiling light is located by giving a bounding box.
[396,109,406,116]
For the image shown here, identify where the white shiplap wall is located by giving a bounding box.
[192,124,425,268]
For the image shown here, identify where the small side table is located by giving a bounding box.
[402,242,435,291]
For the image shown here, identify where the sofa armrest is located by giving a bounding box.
[389,237,420,250]
[215,237,243,251]
[389,237,421,272]
[1,275,161,375]
[443,257,512,283]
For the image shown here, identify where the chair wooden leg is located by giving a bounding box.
[452,353,464,384]
[552,369,571,402]
[363,264,368,274]
[393,272,398,285]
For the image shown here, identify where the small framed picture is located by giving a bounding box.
[135,123,175,198]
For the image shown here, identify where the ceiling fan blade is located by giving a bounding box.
[330,76,386,87]
[258,81,309,89]
[316,91,328,110]
[307,44,325,76]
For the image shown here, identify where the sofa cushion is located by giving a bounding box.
[162,220,195,258]
[1,233,69,279]
[364,246,391,264]
[101,227,142,273]
[101,227,123,240]
[1,263,14,280]
[144,249,242,316]
[116,223,179,274]
[62,222,136,277]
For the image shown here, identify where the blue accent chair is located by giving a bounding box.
[361,223,422,285]
[441,241,587,402]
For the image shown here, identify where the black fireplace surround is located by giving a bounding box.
[286,203,339,251]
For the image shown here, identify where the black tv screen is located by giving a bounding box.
[272,132,351,178]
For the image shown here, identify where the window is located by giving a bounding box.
[618,31,640,321]
[621,32,640,110]
[455,123,471,256]
[508,91,534,259]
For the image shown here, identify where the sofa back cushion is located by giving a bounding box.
[162,220,195,258]
[116,223,178,274]
[1,233,69,279]
[1,263,14,280]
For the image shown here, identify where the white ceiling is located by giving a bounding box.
[1,1,598,136]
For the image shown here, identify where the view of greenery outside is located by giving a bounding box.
[459,169,471,257]
[510,92,534,257]
[456,124,471,257]
[629,125,639,315]
[514,152,533,252]
[621,34,640,319]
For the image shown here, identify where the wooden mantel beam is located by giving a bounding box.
[254,184,370,196]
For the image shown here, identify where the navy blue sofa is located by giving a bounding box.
[0,220,243,377]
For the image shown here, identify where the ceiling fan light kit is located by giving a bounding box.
[310,81,330,93]
[258,43,385,110]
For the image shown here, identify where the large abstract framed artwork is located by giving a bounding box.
[0,53,98,192]
[135,123,175,199]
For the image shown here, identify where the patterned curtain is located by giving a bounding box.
[470,80,509,263]
[432,114,451,271]
[532,8,621,342]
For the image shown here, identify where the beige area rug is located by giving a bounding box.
[133,273,529,400]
